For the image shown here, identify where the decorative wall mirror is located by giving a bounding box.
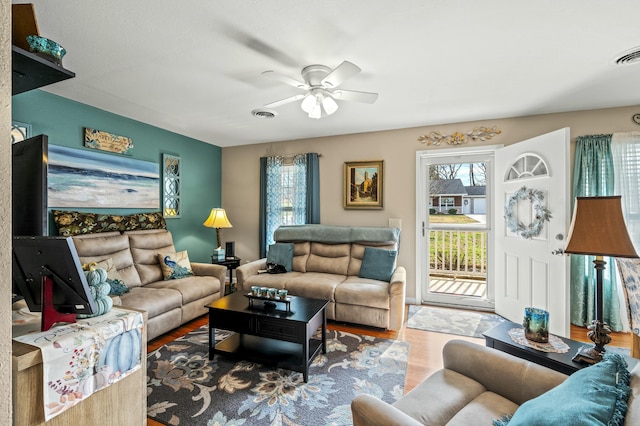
[11,121,32,143]
[162,153,181,218]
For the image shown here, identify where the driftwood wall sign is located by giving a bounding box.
[84,127,134,155]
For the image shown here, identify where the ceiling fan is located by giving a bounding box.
[262,61,378,119]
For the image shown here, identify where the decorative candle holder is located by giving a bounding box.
[268,288,277,299]
[523,307,549,343]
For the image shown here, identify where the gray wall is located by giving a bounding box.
[221,105,640,303]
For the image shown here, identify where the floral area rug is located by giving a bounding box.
[147,326,409,425]
[406,305,505,338]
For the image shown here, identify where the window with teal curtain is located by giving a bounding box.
[263,156,284,254]
[570,134,625,330]
[259,153,320,257]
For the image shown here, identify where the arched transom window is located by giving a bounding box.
[505,153,549,181]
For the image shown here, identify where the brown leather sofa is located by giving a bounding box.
[72,229,226,340]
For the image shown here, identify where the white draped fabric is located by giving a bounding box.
[611,131,640,333]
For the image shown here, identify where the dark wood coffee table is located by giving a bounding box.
[205,292,329,382]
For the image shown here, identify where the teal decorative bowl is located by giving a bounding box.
[26,35,66,65]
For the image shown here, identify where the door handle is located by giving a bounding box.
[551,249,565,256]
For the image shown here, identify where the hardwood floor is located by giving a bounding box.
[146,308,632,426]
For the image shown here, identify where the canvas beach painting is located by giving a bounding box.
[48,145,160,208]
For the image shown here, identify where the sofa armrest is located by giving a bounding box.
[191,262,227,294]
[442,340,567,405]
[351,394,422,426]
[388,266,406,331]
[236,259,267,292]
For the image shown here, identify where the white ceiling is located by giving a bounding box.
[17,0,640,147]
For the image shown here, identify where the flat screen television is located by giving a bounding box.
[12,134,48,237]
[13,236,96,331]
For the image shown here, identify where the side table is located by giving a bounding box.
[483,320,638,375]
[211,256,241,294]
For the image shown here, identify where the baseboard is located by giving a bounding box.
[405,297,417,305]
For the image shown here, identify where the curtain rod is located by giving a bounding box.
[263,153,323,160]
[282,153,322,160]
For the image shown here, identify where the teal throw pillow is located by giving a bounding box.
[266,243,294,272]
[359,247,397,282]
[107,278,130,296]
[493,353,631,426]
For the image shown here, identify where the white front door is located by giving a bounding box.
[494,128,570,337]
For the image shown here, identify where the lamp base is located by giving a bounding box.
[572,319,612,364]
[572,345,604,364]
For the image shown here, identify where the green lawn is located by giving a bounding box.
[429,215,486,271]
[429,214,479,224]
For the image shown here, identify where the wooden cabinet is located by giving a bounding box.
[12,45,75,95]
[12,310,147,426]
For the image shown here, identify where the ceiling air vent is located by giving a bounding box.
[251,109,277,119]
[614,46,640,66]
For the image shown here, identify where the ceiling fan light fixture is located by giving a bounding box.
[301,93,317,113]
[309,99,322,119]
[322,96,338,115]
[263,61,378,119]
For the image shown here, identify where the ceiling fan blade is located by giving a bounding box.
[262,70,308,90]
[264,94,306,108]
[321,61,361,88]
[332,89,378,104]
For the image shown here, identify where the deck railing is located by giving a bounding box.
[429,229,487,278]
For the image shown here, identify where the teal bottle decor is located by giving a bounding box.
[523,307,549,343]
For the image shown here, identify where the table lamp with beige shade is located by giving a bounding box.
[564,195,638,364]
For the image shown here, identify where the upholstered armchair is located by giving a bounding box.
[616,258,640,358]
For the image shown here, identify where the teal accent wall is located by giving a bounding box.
[12,90,222,263]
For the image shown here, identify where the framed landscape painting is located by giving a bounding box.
[48,145,160,208]
[344,160,383,209]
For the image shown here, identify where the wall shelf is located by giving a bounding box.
[12,45,75,95]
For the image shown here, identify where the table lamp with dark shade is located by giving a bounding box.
[203,208,233,251]
[564,196,638,364]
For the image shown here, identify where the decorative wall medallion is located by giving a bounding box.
[418,126,502,146]
[84,127,134,155]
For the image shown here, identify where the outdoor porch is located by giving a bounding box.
[428,275,487,298]
[429,227,488,298]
